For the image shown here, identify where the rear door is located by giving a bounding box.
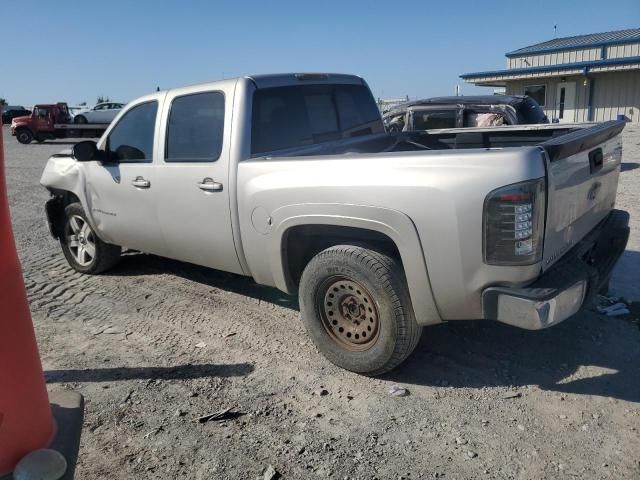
[541,121,625,270]
[152,86,243,274]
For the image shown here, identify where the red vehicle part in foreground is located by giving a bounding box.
[0,108,56,473]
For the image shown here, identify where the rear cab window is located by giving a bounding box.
[251,84,383,155]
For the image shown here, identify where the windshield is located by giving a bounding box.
[251,84,383,155]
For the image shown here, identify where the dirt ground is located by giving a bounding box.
[3,124,640,480]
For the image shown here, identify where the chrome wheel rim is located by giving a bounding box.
[317,276,380,351]
[66,215,96,266]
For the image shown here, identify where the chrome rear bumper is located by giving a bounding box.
[482,209,629,330]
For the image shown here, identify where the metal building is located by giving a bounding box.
[460,28,640,123]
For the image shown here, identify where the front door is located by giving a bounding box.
[85,99,166,254]
[153,87,243,275]
[556,82,576,123]
[33,106,52,132]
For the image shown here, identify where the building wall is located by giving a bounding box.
[606,42,640,59]
[505,71,640,123]
[508,48,600,69]
[590,71,640,122]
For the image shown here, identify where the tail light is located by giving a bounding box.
[483,178,546,265]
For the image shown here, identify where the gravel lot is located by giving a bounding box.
[3,124,640,479]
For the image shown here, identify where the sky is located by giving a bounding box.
[2,0,639,107]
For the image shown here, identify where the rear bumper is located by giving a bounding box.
[482,209,630,330]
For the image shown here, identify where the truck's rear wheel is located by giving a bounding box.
[74,115,87,124]
[299,245,422,375]
[60,203,121,274]
[16,129,33,144]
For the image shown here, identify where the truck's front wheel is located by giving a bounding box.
[16,129,33,144]
[60,203,121,274]
[299,245,422,375]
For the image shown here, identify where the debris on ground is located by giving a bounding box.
[388,385,409,397]
[194,341,207,348]
[143,425,164,438]
[597,301,631,316]
[596,296,632,316]
[502,391,522,399]
[91,325,110,335]
[262,464,279,480]
[197,407,242,423]
[103,326,124,334]
[122,390,133,403]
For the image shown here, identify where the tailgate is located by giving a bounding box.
[540,120,625,271]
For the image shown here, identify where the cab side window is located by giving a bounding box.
[107,101,158,162]
[165,92,225,162]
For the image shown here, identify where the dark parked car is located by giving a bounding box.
[2,105,32,124]
[383,95,549,132]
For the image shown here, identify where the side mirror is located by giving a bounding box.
[73,140,98,162]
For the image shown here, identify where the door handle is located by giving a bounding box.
[131,176,150,188]
[197,178,223,192]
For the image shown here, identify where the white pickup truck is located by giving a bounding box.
[41,73,630,375]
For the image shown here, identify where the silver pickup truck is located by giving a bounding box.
[40,73,630,375]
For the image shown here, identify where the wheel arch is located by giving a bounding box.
[268,204,442,326]
[44,189,82,238]
[15,126,34,142]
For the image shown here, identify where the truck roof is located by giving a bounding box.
[156,73,366,96]
[245,73,365,88]
[33,102,68,108]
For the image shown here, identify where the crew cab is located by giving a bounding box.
[383,95,549,132]
[40,73,629,375]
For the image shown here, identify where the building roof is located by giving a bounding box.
[506,27,640,57]
[461,55,640,83]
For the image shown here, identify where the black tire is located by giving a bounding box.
[299,245,422,375]
[74,115,88,124]
[16,129,33,144]
[59,202,121,274]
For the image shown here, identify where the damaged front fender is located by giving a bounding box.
[40,153,94,238]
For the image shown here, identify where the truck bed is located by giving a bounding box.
[255,121,624,159]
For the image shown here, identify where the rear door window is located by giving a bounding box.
[165,91,225,162]
[107,101,158,162]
